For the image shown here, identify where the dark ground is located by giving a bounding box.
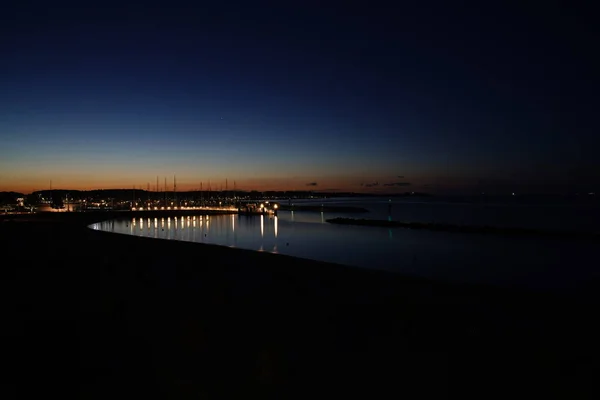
[1,212,598,398]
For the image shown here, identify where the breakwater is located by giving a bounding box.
[278,205,368,213]
[326,217,600,239]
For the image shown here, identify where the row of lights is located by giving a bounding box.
[259,203,278,210]
[131,206,238,211]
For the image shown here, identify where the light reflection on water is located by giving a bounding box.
[89,211,600,290]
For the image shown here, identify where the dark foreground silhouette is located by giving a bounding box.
[2,212,599,398]
[327,217,600,239]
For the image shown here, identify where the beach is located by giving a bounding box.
[2,211,599,398]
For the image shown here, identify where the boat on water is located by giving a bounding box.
[51,202,65,210]
[238,210,272,216]
[237,202,278,216]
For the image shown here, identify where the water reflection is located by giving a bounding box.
[92,212,600,291]
[119,214,398,267]
[260,215,264,237]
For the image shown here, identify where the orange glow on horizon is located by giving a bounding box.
[0,159,431,194]
[0,173,430,194]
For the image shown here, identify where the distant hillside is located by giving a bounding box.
[0,191,25,204]
[24,189,433,202]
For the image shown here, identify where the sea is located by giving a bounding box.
[90,195,600,291]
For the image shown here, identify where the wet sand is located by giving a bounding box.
[2,212,599,398]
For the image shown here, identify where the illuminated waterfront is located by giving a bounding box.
[90,201,600,291]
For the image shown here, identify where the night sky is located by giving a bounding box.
[1,1,598,194]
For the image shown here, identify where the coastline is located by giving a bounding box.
[2,211,599,397]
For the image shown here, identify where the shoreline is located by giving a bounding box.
[3,211,599,397]
[2,209,236,223]
[1,203,366,221]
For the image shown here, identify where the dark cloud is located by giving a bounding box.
[397,176,404,179]
[383,182,411,187]
[364,181,379,187]
[306,182,318,186]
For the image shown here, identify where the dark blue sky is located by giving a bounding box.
[1,1,598,193]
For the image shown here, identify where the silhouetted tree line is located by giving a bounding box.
[0,192,25,205]
[1,189,434,206]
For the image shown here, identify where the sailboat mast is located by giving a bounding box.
[234,180,237,208]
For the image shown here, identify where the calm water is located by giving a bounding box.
[287,196,600,232]
[90,197,600,291]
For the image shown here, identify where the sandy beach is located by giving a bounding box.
[2,211,598,398]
